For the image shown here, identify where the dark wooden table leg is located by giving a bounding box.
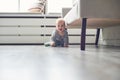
[81,18,87,50]
[95,28,100,46]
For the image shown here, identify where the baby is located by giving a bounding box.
[45,18,69,47]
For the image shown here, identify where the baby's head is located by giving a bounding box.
[56,18,66,32]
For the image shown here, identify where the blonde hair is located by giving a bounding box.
[56,18,65,26]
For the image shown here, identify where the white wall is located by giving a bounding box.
[47,0,72,13]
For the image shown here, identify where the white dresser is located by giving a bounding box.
[0,13,60,44]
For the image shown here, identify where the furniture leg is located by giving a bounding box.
[95,28,100,46]
[81,18,87,50]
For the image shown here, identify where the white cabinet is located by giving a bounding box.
[0,13,59,44]
[0,26,44,44]
[68,29,96,44]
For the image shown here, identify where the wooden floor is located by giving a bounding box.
[0,45,120,80]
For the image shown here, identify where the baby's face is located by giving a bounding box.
[56,21,65,32]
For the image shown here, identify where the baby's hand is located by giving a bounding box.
[64,45,68,47]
